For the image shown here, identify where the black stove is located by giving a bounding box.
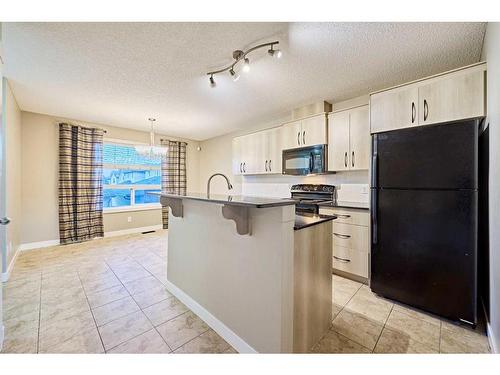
[291,184,336,215]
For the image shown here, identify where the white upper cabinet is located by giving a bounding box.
[370,85,418,133]
[370,63,486,134]
[280,114,327,150]
[328,105,369,172]
[418,68,486,126]
[328,111,350,171]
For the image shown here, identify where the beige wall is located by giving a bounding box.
[481,22,500,352]
[198,97,370,196]
[20,111,200,245]
[3,80,22,272]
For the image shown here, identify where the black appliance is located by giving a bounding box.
[282,145,328,176]
[370,119,481,325]
[291,184,335,215]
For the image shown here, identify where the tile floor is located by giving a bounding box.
[1,231,491,354]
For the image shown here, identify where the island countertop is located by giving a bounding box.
[155,192,296,208]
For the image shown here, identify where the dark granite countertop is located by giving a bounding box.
[154,192,296,208]
[294,213,336,231]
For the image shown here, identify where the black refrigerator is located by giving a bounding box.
[370,119,480,325]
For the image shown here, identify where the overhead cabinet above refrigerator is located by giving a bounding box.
[370,62,486,134]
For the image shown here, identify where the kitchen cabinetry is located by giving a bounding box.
[370,62,486,133]
[328,105,369,171]
[232,127,282,175]
[318,207,370,279]
[281,114,328,150]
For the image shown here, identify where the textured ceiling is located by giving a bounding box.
[3,22,486,140]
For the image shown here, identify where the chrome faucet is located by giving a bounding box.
[207,173,233,197]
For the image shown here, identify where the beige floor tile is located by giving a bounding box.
[332,303,343,320]
[108,329,171,354]
[174,330,231,354]
[39,309,96,351]
[41,284,87,305]
[311,330,371,353]
[3,298,40,321]
[143,297,188,326]
[2,328,38,353]
[374,328,438,353]
[157,311,209,350]
[392,303,441,327]
[385,310,440,351]
[123,275,164,296]
[86,285,130,308]
[81,274,121,294]
[40,327,104,354]
[98,310,153,350]
[132,284,172,309]
[40,298,90,324]
[332,275,362,307]
[344,285,393,324]
[331,309,383,350]
[440,322,490,353]
[92,296,140,326]
[4,277,41,296]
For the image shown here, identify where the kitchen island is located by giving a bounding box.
[159,192,334,353]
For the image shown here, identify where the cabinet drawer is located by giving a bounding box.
[332,222,369,252]
[320,207,369,226]
[333,246,368,278]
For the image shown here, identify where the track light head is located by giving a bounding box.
[268,45,282,58]
[229,68,240,82]
[242,58,250,73]
[209,75,216,87]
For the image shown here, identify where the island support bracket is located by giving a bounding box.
[160,197,183,218]
[221,205,251,236]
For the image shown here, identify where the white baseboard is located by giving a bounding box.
[487,322,498,354]
[19,239,60,252]
[104,225,163,238]
[0,324,4,352]
[1,245,20,282]
[164,279,257,354]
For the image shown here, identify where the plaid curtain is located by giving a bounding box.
[59,123,104,244]
[161,140,187,229]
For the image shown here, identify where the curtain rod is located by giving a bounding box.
[160,138,188,145]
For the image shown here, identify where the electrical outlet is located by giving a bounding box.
[127,216,132,223]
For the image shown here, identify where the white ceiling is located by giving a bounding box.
[3,22,486,141]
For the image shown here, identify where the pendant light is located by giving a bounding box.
[134,118,167,161]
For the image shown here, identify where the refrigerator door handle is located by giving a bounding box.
[371,188,378,245]
[371,154,378,188]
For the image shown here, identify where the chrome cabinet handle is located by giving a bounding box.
[333,255,351,263]
[411,102,416,123]
[333,232,351,239]
[0,217,11,225]
[240,163,242,173]
[243,162,246,173]
[269,159,272,172]
[344,152,348,168]
[352,151,355,167]
[335,214,351,219]
[265,160,268,172]
[423,99,429,121]
[302,131,305,145]
[297,132,301,145]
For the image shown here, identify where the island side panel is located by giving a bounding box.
[166,199,295,353]
[293,221,333,353]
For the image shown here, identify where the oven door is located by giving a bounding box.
[282,145,327,175]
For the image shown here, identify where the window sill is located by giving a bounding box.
[103,204,162,214]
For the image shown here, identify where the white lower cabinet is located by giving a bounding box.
[319,207,370,279]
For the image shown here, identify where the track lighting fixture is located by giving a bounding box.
[229,68,240,81]
[206,41,280,87]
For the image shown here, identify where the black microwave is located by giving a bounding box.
[282,144,328,175]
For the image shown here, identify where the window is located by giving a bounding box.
[103,142,161,209]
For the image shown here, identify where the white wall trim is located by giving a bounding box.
[487,322,498,354]
[163,279,257,354]
[0,324,4,352]
[19,239,60,252]
[1,245,20,282]
[104,225,163,238]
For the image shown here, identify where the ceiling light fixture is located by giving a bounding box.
[134,118,167,161]
[206,41,280,86]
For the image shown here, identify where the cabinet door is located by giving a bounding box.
[370,85,418,133]
[328,111,350,171]
[232,137,242,175]
[266,127,282,174]
[239,135,251,175]
[301,114,327,146]
[418,69,485,126]
[280,120,302,150]
[253,131,267,174]
[349,106,370,170]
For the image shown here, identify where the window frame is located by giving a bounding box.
[102,140,162,212]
